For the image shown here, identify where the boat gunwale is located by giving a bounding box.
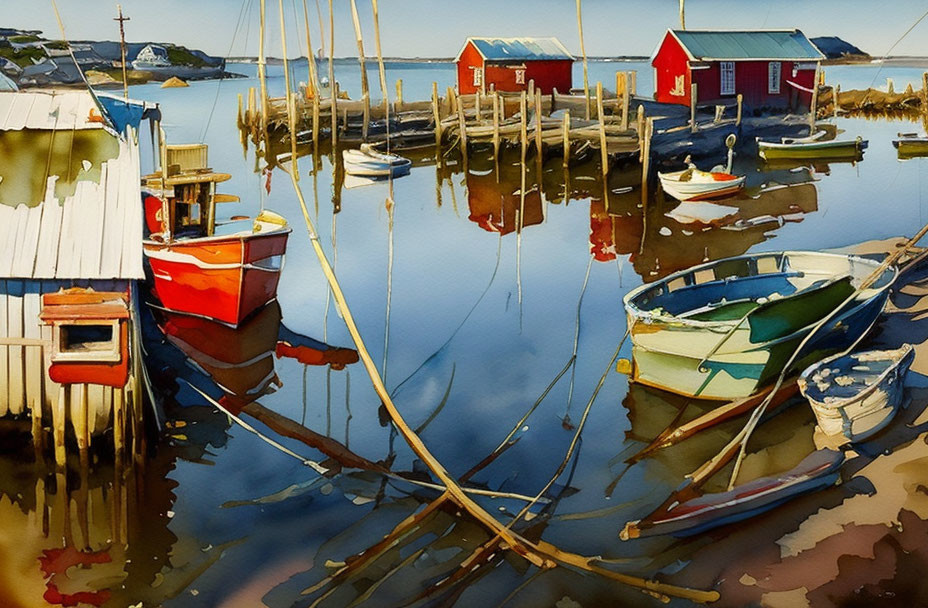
[798,343,915,411]
[143,225,293,248]
[623,251,897,332]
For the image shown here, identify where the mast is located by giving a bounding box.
[114,4,131,99]
[576,0,590,120]
[679,0,686,30]
[302,0,319,97]
[328,0,336,149]
[348,0,369,107]
[278,0,298,176]
[258,0,270,146]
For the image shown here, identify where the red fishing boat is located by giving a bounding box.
[142,144,291,327]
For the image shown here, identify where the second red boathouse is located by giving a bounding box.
[455,37,573,95]
[651,29,824,110]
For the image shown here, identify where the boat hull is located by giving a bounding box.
[758,140,866,161]
[800,344,914,442]
[624,252,896,400]
[622,449,845,538]
[144,229,290,327]
[658,173,745,202]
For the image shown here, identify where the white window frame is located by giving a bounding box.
[472,67,483,88]
[768,61,781,94]
[51,320,121,363]
[514,68,526,85]
[719,61,735,96]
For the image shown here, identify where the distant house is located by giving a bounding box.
[132,44,171,69]
[651,29,824,110]
[455,37,573,95]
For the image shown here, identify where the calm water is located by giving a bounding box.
[5,61,928,607]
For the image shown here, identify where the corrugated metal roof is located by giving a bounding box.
[670,30,824,61]
[0,91,143,280]
[0,90,105,131]
[461,37,574,62]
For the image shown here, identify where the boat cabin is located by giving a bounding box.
[455,37,573,95]
[142,143,238,240]
[651,29,824,111]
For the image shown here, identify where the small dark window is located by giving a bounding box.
[61,324,114,352]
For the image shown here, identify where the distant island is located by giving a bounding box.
[810,36,871,63]
[0,27,239,88]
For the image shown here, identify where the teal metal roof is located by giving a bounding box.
[462,37,573,62]
[671,30,824,61]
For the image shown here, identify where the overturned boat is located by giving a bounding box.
[799,344,914,443]
[623,251,896,401]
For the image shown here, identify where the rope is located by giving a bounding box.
[199,0,253,143]
[860,7,928,106]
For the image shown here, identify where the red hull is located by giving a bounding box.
[144,229,290,327]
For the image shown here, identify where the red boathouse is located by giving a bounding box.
[455,37,573,95]
[651,29,824,110]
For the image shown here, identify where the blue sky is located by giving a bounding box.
[2,1,926,58]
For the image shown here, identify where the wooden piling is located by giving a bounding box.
[597,82,609,201]
[457,96,468,156]
[630,71,637,95]
[690,83,698,133]
[492,92,500,161]
[809,63,820,130]
[432,82,442,149]
[362,92,370,141]
[534,92,543,155]
[447,86,457,116]
[922,72,927,111]
[528,79,535,105]
[834,85,840,119]
[53,385,67,468]
[641,117,653,206]
[736,93,743,126]
[237,93,243,128]
[312,94,320,155]
[395,79,403,110]
[75,384,89,466]
[562,110,570,167]
[113,387,125,457]
[621,73,630,131]
[476,89,483,121]
[636,105,645,162]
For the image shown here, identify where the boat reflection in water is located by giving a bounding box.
[149,300,358,413]
[466,168,544,234]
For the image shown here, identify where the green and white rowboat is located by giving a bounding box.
[623,251,896,401]
[757,134,867,161]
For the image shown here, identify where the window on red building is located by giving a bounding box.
[720,61,735,95]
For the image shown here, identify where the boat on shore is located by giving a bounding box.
[799,344,914,443]
[893,132,928,159]
[142,144,291,327]
[757,133,867,161]
[342,144,412,178]
[620,448,845,538]
[623,251,896,401]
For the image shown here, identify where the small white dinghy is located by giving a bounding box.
[342,144,411,178]
[658,136,745,202]
[799,344,915,444]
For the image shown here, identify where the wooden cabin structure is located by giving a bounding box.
[0,90,158,465]
[455,37,574,95]
[651,29,824,110]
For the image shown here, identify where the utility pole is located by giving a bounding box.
[114,4,130,99]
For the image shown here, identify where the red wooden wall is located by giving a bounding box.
[457,41,572,95]
[652,32,817,110]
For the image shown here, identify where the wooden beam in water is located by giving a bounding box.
[431,82,442,149]
[534,93,543,155]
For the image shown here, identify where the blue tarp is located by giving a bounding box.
[97,93,161,133]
